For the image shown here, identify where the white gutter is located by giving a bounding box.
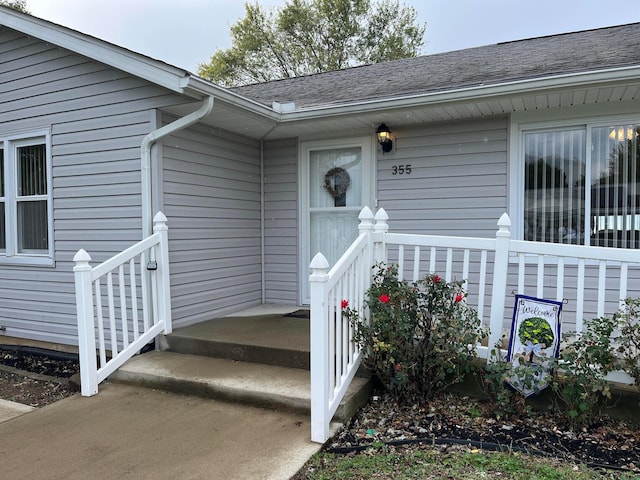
[273,65,640,122]
[141,96,215,237]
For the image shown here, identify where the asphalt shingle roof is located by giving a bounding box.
[232,23,640,109]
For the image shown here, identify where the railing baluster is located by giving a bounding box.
[619,263,628,309]
[477,250,487,322]
[398,245,405,280]
[445,248,453,281]
[556,257,564,303]
[329,288,336,401]
[342,275,348,377]
[140,251,150,331]
[429,247,436,273]
[94,279,107,368]
[576,259,585,333]
[118,264,129,349]
[462,249,470,288]
[518,253,525,294]
[536,255,544,298]
[597,260,606,318]
[413,246,420,281]
[151,248,159,326]
[348,260,356,362]
[129,258,140,341]
[107,272,118,355]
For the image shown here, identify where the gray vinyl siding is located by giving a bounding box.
[375,116,640,331]
[161,117,263,327]
[377,116,509,237]
[377,116,502,324]
[0,27,184,345]
[263,138,299,304]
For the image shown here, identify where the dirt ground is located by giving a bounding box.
[0,346,78,407]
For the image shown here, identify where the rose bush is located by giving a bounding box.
[345,263,485,403]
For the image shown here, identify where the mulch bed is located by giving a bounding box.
[0,346,79,407]
[329,390,640,473]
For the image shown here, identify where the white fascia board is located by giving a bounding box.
[276,65,640,122]
[1,8,190,93]
[185,76,281,121]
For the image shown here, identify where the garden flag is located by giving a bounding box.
[507,295,562,397]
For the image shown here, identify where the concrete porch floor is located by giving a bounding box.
[1,305,366,480]
[111,304,371,424]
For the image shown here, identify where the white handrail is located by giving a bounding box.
[73,212,172,396]
[310,207,640,443]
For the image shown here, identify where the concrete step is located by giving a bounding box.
[162,315,310,370]
[110,350,371,422]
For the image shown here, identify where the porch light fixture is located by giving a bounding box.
[376,123,393,153]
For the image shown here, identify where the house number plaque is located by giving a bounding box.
[391,164,412,175]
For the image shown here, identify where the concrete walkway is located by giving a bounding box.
[0,383,322,480]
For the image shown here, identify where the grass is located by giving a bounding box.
[294,445,640,480]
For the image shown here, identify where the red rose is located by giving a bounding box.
[395,364,402,372]
[379,294,390,304]
[433,274,441,283]
[455,293,464,303]
[341,299,349,309]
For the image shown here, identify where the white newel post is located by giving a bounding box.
[487,213,511,362]
[153,212,172,335]
[358,207,375,269]
[373,208,389,265]
[309,252,330,443]
[73,249,99,396]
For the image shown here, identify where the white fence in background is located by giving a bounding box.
[309,207,640,443]
[73,212,172,396]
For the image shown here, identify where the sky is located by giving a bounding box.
[24,0,640,73]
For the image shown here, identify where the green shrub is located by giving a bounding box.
[612,298,640,386]
[481,339,546,420]
[551,315,618,430]
[347,263,485,403]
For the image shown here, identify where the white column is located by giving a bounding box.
[488,213,511,362]
[358,207,375,270]
[309,252,330,443]
[373,208,389,265]
[73,249,99,396]
[153,212,172,335]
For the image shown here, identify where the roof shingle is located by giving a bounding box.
[232,23,640,109]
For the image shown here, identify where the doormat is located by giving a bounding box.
[285,309,310,319]
[506,294,562,397]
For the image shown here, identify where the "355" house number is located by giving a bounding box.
[391,164,412,175]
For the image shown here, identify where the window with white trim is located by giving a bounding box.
[0,133,53,264]
[523,122,640,248]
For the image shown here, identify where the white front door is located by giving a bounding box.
[300,138,374,303]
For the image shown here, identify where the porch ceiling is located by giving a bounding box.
[163,77,640,141]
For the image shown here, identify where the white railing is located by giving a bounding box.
[73,212,172,396]
[309,207,640,442]
[309,207,385,443]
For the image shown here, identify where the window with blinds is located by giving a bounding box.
[591,125,640,248]
[16,144,48,252]
[0,134,51,263]
[524,124,640,249]
[0,147,5,252]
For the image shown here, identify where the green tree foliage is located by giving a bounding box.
[198,0,426,87]
[0,0,29,13]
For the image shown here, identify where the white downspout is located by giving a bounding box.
[260,140,266,303]
[141,95,215,237]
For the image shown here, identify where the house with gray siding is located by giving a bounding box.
[2,5,640,348]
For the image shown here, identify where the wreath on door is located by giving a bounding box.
[323,167,351,200]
